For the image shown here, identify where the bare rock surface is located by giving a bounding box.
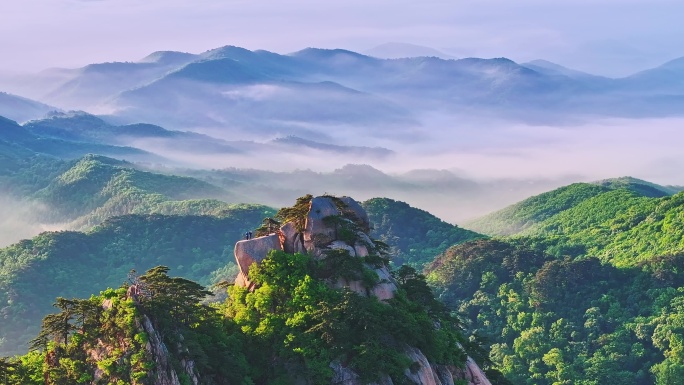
[340,196,371,232]
[404,346,441,385]
[461,357,493,385]
[234,234,282,287]
[139,315,200,385]
[304,196,340,254]
[371,266,398,301]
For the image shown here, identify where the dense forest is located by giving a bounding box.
[0,198,488,385]
[0,209,272,356]
[431,180,684,384]
[4,116,684,384]
[363,197,483,268]
[427,238,684,384]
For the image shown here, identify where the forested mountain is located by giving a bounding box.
[0,92,56,123]
[0,115,151,163]
[523,189,684,266]
[426,237,684,385]
[466,179,684,266]
[7,46,684,137]
[426,177,684,384]
[0,207,273,356]
[33,154,232,228]
[1,175,684,384]
[363,197,483,267]
[0,196,496,385]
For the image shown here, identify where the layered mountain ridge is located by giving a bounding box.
[4,45,684,134]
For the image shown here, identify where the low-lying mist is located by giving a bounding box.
[0,195,61,248]
[132,114,684,224]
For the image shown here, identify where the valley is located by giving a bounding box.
[1,41,684,385]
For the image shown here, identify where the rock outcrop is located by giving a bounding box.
[233,195,492,385]
[234,195,397,300]
[234,233,282,290]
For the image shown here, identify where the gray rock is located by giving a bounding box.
[463,357,493,385]
[354,243,369,257]
[434,365,455,385]
[371,266,397,301]
[227,195,493,385]
[404,346,441,385]
[330,361,394,385]
[304,196,340,253]
[281,222,298,254]
[233,234,282,288]
[340,196,371,232]
[356,231,374,248]
[329,240,357,256]
[331,361,362,385]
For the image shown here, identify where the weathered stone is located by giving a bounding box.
[463,357,493,385]
[331,361,395,385]
[340,196,371,232]
[434,365,455,385]
[354,243,369,257]
[294,233,306,254]
[280,222,298,253]
[356,231,374,248]
[330,265,397,301]
[329,240,356,256]
[331,361,362,385]
[304,196,340,252]
[139,314,198,385]
[404,346,441,385]
[370,266,397,301]
[332,277,368,297]
[234,234,282,287]
[234,271,251,289]
[227,195,493,385]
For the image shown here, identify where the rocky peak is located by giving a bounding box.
[234,195,396,300]
[232,195,492,385]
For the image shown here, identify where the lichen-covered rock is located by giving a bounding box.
[234,234,282,288]
[139,315,200,385]
[280,222,298,254]
[331,361,362,385]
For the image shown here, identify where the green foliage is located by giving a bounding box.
[467,179,682,237]
[363,197,483,268]
[275,194,312,232]
[466,183,610,236]
[0,207,273,356]
[426,237,684,385]
[5,267,252,385]
[225,250,469,384]
[517,189,684,266]
[466,182,684,267]
[32,155,233,228]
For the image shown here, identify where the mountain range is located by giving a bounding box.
[3,45,684,138]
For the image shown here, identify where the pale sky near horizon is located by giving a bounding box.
[1,0,683,77]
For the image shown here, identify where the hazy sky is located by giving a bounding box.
[2,0,683,76]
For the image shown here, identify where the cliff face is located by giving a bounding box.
[138,315,200,385]
[234,195,493,385]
